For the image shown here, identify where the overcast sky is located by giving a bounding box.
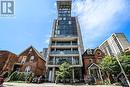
[0,0,130,54]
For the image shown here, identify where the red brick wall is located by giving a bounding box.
[0,51,17,74]
[82,49,105,80]
[17,47,46,76]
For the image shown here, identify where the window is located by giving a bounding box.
[89,59,93,63]
[73,57,79,65]
[29,49,32,52]
[57,30,60,35]
[87,49,93,54]
[25,66,31,72]
[21,56,27,64]
[30,56,34,61]
[68,21,71,24]
[63,17,66,20]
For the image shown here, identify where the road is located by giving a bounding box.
[3,82,122,87]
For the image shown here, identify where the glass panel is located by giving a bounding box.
[73,57,79,65]
[55,57,72,65]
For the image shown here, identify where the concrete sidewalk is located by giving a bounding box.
[3,82,122,87]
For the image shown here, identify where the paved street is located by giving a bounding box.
[3,82,122,87]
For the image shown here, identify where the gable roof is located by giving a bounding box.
[82,48,103,56]
[82,49,94,56]
[88,63,100,69]
[18,46,46,62]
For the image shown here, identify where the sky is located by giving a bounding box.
[0,0,130,54]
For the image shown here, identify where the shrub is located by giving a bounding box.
[18,72,25,81]
[9,71,19,81]
[3,71,9,78]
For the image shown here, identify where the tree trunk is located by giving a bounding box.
[106,72,111,84]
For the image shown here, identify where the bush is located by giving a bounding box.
[8,71,35,82]
[18,72,25,81]
[3,71,9,78]
[9,71,19,81]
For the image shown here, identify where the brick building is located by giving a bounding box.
[13,46,46,76]
[82,48,105,82]
[0,51,17,74]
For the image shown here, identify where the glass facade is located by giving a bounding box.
[54,3,77,37]
[47,0,84,82]
[48,57,79,65]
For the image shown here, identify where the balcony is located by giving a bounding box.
[50,51,79,54]
[51,43,78,48]
[49,51,79,56]
[51,37,78,41]
[54,35,78,38]
[51,43,77,46]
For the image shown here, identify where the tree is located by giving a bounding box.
[56,62,72,83]
[100,55,130,83]
[100,56,120,74]
[119,55,130,74]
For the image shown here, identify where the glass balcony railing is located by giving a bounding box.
[48,61,79,65]
[50,51,79,54]
[57,43,70,45]
[54,35,78,37]
[72,43,77,45]
[51,43,78,46]
[48,61,54,65]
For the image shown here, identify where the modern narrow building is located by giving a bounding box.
[47,0,84,82]
[99,33,130,56]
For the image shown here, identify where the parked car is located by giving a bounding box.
[0,76,4,87]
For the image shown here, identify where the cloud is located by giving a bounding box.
[72,0,130,49]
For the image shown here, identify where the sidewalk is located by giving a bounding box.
[3,82,123,87]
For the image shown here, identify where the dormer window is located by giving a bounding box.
[87,49,93,54]
[29,49,32,52]
[97,52,101,56]
[89,59,93,64]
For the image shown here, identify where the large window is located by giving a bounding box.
[30,56,34,61]
[48,57,54,65]
[73,57,79,65]
[25,66,31,72]
[21,56,27,64]
[55,57,72,65]
[55,17,77,37]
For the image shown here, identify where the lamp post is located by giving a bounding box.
[114,53,130,87]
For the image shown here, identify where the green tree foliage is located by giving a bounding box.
[56,62,72,83]
[100,55,130,75]
[119,55,130,75]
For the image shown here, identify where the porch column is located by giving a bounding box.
[72,68,75,83]
[52,67,55,82]
[99,69,103,84]
[80,68,82,80]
